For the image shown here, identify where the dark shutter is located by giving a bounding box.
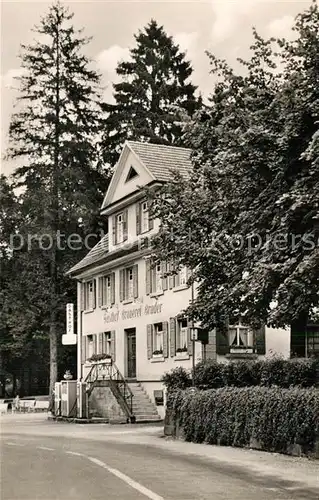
[98,277,103,307]
[147,324,153,359]
[111,273,115,304]
[98,332,103,354]
[216,328,229,355]
[133,264,138,298]
[119,269,125,302]
[123,209,128,241]
[169,317,176,357]
[163,321,169,357]
[149,210,154,231]
[102,332,106,353]
[255,325,266,354]
[110,330,116,360]
[112,215,117,245]
[145,259,151,295]
[93,334,97,354]
[136,203,141,235]
[92,280,96,309]
[162,261,168,291]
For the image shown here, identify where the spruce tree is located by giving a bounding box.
[102,19,200,166]
[6,2,109,400]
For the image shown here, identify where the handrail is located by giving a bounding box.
[84,361,134,419]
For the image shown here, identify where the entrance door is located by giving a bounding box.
[126,329,136,378]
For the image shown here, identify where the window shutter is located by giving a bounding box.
[186,267,192,284]
[92,280,96,309]
[110,330,116,360]
[133,264,138,298]
[169,317,176,357]
[112,215,117,245]
[111,273,115,304]
[98,277,103,307]
[163,321,169,357]
[147,324,153,359]
[216,328,229,355]
[99,332,103,354]
[136,203,141,235]
[81,334,86,364]
[145,259,151,295]
[255,325,266,354]
[80,283,85,311]
[119,269,125,302]
[123,209,128,241]
[162,261,168,291]
[175,270,180,288]
[93,334,97,354]
[187,324,193,355]
[102,332,106,353]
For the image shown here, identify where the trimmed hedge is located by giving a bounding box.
[162,357,319,391]
[168,386,319,455]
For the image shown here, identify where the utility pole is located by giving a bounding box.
[191,270,195,388]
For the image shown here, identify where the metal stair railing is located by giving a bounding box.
[84,361,135,422]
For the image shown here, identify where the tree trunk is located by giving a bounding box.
[12,373,17,396]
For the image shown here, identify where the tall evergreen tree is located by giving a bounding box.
[6,2,109,400]
[102,19,200,166]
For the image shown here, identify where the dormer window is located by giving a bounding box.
[141,201,149,233]
[136,200,153,235]
[117,212,124,242]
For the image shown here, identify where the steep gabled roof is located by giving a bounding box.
[127,141,192,182]
[67,234,109,276]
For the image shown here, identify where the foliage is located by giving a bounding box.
[88,353,112,362]
[148,2,319,331]
[169,386,319,454]
[163,357,319,392]
[162,366,192,392]
[101,19,201,166]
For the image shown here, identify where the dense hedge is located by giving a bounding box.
[168,386,319,455]
[162,358,319,392]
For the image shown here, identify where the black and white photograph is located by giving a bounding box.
[1,0,318,498]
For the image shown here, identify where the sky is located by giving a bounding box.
[0,0,313,176]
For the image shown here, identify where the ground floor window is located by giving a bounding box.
[147,322,168,358]
[87,334,94,358]
[104,332,111,355]
[228,324,251,347]
[177,318,188,351]
[153,323,163,353]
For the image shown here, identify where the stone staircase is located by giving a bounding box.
[128,382,162,422]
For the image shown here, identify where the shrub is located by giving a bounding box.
[168,386,319,455]
[162,367,191,393]
[163,357,319,392]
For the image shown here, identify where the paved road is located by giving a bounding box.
[1,415,318,500]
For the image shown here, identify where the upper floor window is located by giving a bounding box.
[98,273,115,307]
[146,260,167,295]
[120,265,138,302]
[82,280,96,311]
[112,210,128,245]
[136,200,153,235]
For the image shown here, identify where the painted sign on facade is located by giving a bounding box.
[104,302,163,324]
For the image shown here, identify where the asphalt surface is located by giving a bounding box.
[1,415,318,500]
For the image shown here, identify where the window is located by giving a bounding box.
[177,319,188,351]
[141,201,149,233]
[113,210,128,245]
[125,166,138,182]
[228,324,251,347]
[178,266,187,286]
[146,260,167,295]
[120,265,138,301]
[147,322,168,358]
[136,201,153,235]
[99,274,115,307]
[83,280,95,310]
[307,327,319,357]
[104,332,111,355]
[153,323,164,353]
[87,335,94,358]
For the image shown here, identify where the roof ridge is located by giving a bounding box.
[127,140,191,152]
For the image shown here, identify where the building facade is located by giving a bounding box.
[68,141,292,416]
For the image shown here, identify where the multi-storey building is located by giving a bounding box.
[67,141,292,418]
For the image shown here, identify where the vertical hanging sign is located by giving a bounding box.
[62,303,77,345]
